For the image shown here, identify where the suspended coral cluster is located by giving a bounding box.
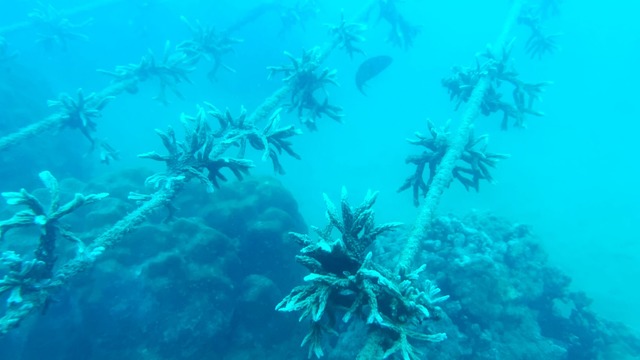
[277,188,448,359]
[267,48,343,130]
[4,2,629,360]
[442,40,551,129]
[398,120,509,206]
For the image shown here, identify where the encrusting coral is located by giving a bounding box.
[398,120,509,206]
[277,188,448,359]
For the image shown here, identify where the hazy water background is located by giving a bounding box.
[1,0,639,333]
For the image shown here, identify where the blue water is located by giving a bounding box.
[0,0,638,359]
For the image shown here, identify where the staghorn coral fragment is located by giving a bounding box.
[47,89,114,147]
[28,2,92,51]
[98,41,198,104]
[0,251,47,306]
[301,321,336,359]
[398,120,509,206]
[0,170,176,334]
[138,106,251,192]
[365,0,420,50]
[326,10,367,59]
[279,189,446,358]
[525,31,562,60]
[0,171,107,309]
[178,16,243,81]
[204,104,303,174]
[442,42,551,129]
[518,6,562,59]
[321,187,402,259]
[268,48,344,130]
[0,171,108,245]
[140,103,301,192]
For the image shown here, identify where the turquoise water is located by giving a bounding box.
[0,0,638,359]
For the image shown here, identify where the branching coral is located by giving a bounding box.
[326,11,367,59]
[178,17,243,81]
[398,120,509,206]
[268,48,343,130]
[47,88,114,147]
[442,40,551,129]
[206,106,303,175]
[0,252,46,306]
[0,101,301,333]
[28,2,92,51]
[277,188,448,359]
[518,7,562,60]
[98,41,198,104]
[366,0,420,50]
[139,104,301,192]
[0,171,107,308]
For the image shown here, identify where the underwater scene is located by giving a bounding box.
[0,0,638,359]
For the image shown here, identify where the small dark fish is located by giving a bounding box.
[355,55,393,95]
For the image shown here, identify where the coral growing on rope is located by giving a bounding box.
[326,11,367,59]
[268,48,343,130]
[277,188,448,359]
[178,17,243,81]
[47,88,114,147]
[28,2,92,51]
[0,171,107,326]
[442,40,551,129]
[398,120,509,206]
[139,104,301,192]
[366,0,420,50]
[98,41,198,104]
[518,6,562,59]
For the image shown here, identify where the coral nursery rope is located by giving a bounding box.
[353,3,526,360]
[52,187,176,285]
[0,115,63,152]
[246,1,377,126]
[0,79,136,152]
[0,183,177,335]
[0,2,381,335]
[357,2,525,358]
[396,0,524,274]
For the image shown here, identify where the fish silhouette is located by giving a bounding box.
[355,55,393,95]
